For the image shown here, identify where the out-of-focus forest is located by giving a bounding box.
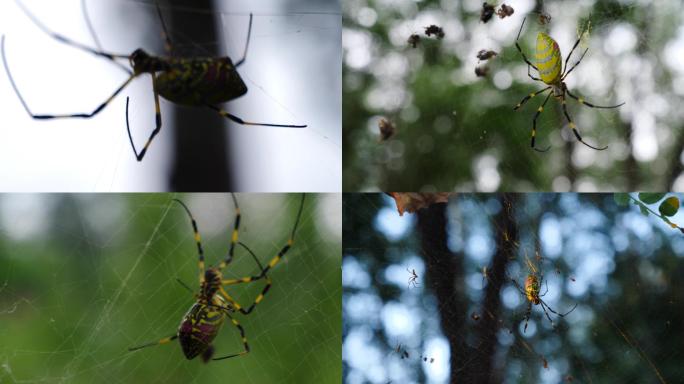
[343,0,684,192]
[343,193,684,383]
[0,194,341,383]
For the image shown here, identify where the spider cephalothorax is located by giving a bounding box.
[129,194,306,362]
[513,17,625,152]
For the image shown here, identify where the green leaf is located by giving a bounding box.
[638,193,666,204]
[638,203,649,217]
[658,196,680,217]
[613,193,630,206]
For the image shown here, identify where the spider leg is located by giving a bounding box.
[538,301,557,327]
[256,195,306,279]
[2,36,136,120]
[515,18,540,73]
[234,13,253,67]
[205,104,307,128]
[220,195,305,315]
[15,0,130,66]
[81,0,130,74]
[523,302,532,333]
[176,278,195,294]
[218,194,242,271]
[128,334,178,352]
[172,199,207,286]
[560,94,609,150]
[543,300,578,317]
[153,0,174,56]
[212,312,250,360]
[220,242,272,315]
[562,48,588,80]
[566,89,625,109]
[125,74,162,162]
[527,64,542,82]
[510,277,532,301]
[513,86,551,110]
[539,279,549,297]
[530,91,554,152]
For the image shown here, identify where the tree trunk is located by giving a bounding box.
[167,0,232,191]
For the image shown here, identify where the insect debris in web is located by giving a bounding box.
[496,4,515,19]
[407,268,419,289]
[424,25,445,39]
[1,0,307,162]
[378,118,396,141]
[407,33,421,48]
[480,2,496,23]
[477,50,498,61]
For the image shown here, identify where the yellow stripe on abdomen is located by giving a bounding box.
[535,33,562,84]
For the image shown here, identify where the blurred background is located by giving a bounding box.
[343,0,684,191]
[0,0,341,192]
[343,193,684,383]
[0,193,341,383]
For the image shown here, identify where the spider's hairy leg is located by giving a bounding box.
[560,97,608,151]
[128,334,178,352]
[515,18,539,72]
[562,48,588,80]
[218,194,241,271]
[529,90,553,152]
[172,199,207,285]
[206,104,307,129]
[544,301,578,317]
[514,86,551,110]
[523,302,532,333]
[153,0,174,55]
[566,89,625,109]
[126,73,163,162]
[220,242,272,315]
[15,0,130,68]
[538,301,557,327]
[257,195,306,279]
[2,35,136,120]
[235,13,253,67]
[212,312,250,361]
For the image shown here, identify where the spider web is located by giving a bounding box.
[0,0,341,192]
[342,0,684,192]
[0,193,341,383]
[342,193,684,383]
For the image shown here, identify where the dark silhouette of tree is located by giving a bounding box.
[166,0,232,191]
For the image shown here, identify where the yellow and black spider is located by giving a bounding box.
[1,0,305,162]
[128,194,305,362]
[509,256,577,333]
[513,17,624,152]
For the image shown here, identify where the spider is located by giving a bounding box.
[407,268,419,288]
[509,256,577,333]
[513,17,624,152]
[1,0,306,162]
[128,194,306,362]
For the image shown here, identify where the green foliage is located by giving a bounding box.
[614,193,684,233]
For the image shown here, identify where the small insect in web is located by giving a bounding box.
[513,17,625,152]
[128,194,306,362]
[496,4,515,19]
[477,50,498,61]
[1,1,306,162]
[407,268,419,288]
[424,25,445,40]
[480,2,496,23]
[407,34,421,48]
[509,255,577,333]
[392,343,410,359]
